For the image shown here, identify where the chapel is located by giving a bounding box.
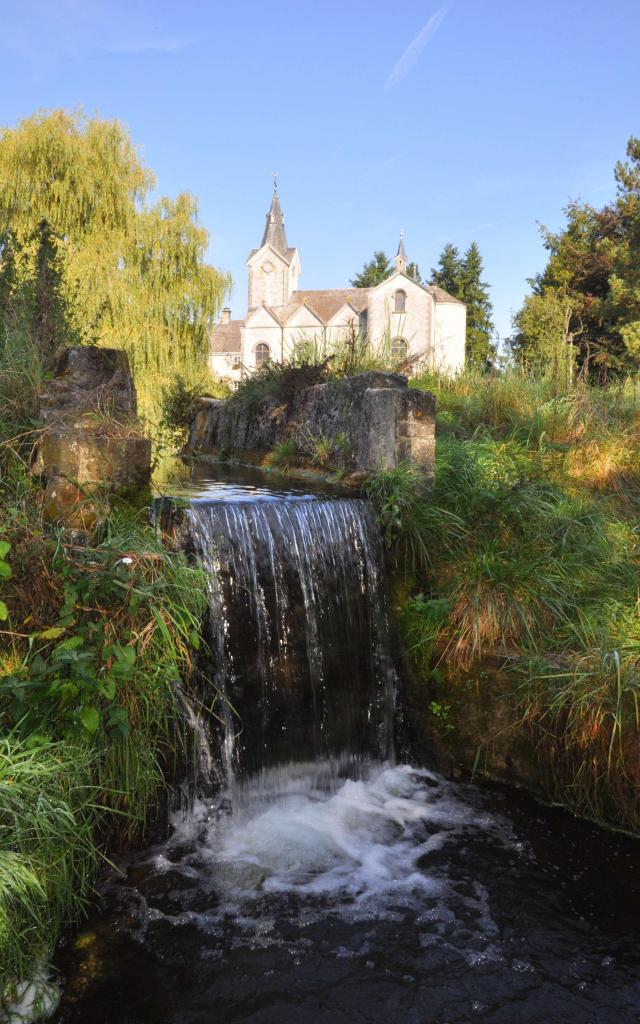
[209,185,466,381]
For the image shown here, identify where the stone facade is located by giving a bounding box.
[186,371,436,476]
[210,188,466,382]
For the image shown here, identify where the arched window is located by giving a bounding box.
[391,337,408,361]
[255,342,270,368]
[394,289,406,313]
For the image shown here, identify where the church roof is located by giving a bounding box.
[210,319,243,353]
[260,187,288,256]
[281,288,370,324]
[426,284,465,305]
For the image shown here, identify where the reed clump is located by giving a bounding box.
[0,326,208,997]
[369,366,640,832]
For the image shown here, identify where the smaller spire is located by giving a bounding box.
[395,229,407,273]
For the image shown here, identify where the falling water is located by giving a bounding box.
[185,496,398,778]
[54,477,640,1024]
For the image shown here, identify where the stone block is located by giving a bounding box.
[39,429,152,526]
[34,347,151,529]
[39,346,138,426]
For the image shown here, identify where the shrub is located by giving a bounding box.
[265,439,299,469]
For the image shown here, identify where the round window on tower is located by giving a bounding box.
[262,261,273,274]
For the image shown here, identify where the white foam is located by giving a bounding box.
[154,761,509,928]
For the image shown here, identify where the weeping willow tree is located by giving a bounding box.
[0,109,230,421]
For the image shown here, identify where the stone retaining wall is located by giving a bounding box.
[187,371,436,475]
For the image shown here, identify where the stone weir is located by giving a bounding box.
[186,371,436,476]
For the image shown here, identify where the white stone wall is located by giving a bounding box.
[433,301,466,372]
[367,275,433,362]
[209,352,242,382]
[247,245,297,309]
[243,308,284,368]
[281,306,328,360]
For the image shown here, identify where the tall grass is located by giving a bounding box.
[0,738,101,988]
[369,367,640,831]
[0,321,209,993]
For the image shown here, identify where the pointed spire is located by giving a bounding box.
[260,179,288,255]
[395,229,407,272]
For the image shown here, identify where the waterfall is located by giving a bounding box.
[184,496,397,780]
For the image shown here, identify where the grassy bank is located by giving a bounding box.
[0,331,207,1005]
[367,367,640,832]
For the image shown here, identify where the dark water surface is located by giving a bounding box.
[55,468,640,1023]
[54,760,640,1024]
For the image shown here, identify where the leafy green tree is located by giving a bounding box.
[28,220,85,362]
[350,251,392,287]
[511,287,577,387]
[514,137,640,379]
[0,232,18,321]
[0,109,230,419]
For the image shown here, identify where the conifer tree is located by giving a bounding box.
[407,261,422,284]
[430,244,464,296]
[460,242,495,366]
[511,138,640,378]
[350,251,392,287]
[430,242,495,365]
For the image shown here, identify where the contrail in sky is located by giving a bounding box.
[384,2,452,90]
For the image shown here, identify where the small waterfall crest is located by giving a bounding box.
[184,494,398,780]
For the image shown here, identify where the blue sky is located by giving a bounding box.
[1,0,639,343]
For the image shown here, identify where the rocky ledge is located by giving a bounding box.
[186,371,436,476]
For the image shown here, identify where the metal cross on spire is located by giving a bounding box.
[272,172,278,193]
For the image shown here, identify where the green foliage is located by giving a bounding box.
[430,243,464,296]
[430,241,495,366]
[512,136,640,378]
[365,464,439,569]
[460,242,495,367]
[308,434,332,466]
[0,736,101,992]
[0,109,230,420]
[0,434,207,990]
[510,286,577,385]
[294,429,355,473]
[266,439,299,469]
[231,358,331,407]
[0,541,10,621]
[159,374,229,446]
[375,368,640,830]
[350,250,392,288]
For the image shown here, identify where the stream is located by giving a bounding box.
[53,465,640,1024]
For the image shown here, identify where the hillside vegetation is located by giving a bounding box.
[0,330,206,1005]
[367,367,640,832]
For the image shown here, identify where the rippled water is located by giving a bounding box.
[54,471,640,1022]
[55,759,640,1024]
